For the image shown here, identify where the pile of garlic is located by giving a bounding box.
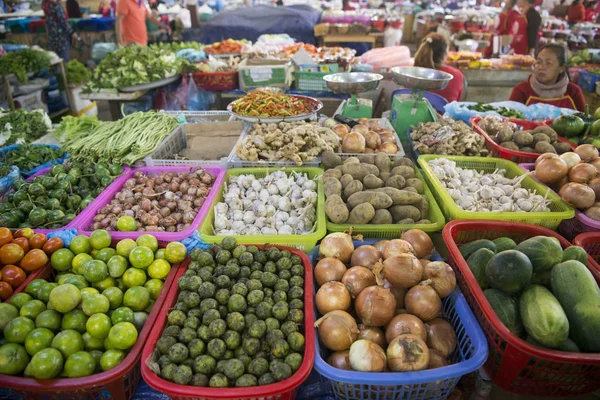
[213,170,318,236]
[429,158,551,213]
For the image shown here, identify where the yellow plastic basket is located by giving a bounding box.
[417,155,575,230]
[326,168,445,238]
[199,167,326,252]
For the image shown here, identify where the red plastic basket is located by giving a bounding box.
[574,232,600,273]
[192,71,239,91]
[141,244,315,400]
[0,239,184,400]
[443,220,600,397]
[471,116,576,164]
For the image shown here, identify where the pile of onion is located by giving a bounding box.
[332,120,399,155]
[315,231,458,374]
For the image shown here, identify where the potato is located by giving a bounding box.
[553,142,572,154]
[340,174,354,188]
[403,186,418,193]
[397,218,416,224]
[391,166,415,179]
[343,157,361,165]
[405,178,425,194]
[347,192,393,210]
[325,195,349,223]
[389,205,421,222]
[394,157,414,168]
[371,187,422,205]
[379,171,391,182]
[342,163,379,181]
[416,195,430,219]
[324,177,342,199]
[417,219,432,224]
[535,141,556,154]
[385,175,406,189]
[324,169,342,180]
[347,203,376,224]
[344,180,363,199]
[335,165,344,173]
[371,209,393,224]
[322,150,342,169]
[358,155,375,165]
[363,174,384,189]
[374,153,391,173]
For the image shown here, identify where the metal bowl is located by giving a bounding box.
[323,72,384,94]
[391,66,453,91]
[227,94,323,123]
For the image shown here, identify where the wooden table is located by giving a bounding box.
[316,32,384,48]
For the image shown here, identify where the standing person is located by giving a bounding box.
[584,1,597,21]
[42,0,78,61]
[412,33,465,102]
[509,43,585,111]
[116,0,171,46]
[99,0,111,17]
[552,0,569,16]
[66,0,82,18]
[512,0,541,55]
[567,0,585,22]
[485,0,518,57]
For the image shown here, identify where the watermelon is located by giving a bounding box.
[484,288,523,336]
[516,236,563,273]
[552,115,585,137]
[492,237,517,253]
[460,239,496,259]
[520,285,570,349]
[485,250,533,294]
[466,248,494,289]
[561,246,588,265]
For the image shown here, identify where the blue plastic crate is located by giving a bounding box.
[76,17,115,32]
[0,144,68,178]
[578,69,600,93]
[308,240,488,400]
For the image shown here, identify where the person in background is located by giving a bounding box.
[66,0,82,18]
[412,33,465,102]
[116,0,171,46]
[584,1,597,21]
[567,0,585,22]
[484,0,518,58]
[99,0,110,16]
[42,0,78,61]
[551,0,569,17]
[509,43,585,111]
[512,0,541,55]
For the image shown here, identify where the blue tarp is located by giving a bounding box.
[183,5,321,45]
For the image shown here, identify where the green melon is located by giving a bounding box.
[485,250,533,294]
[519,285,570,349]
[516,236,563,273]
[561,246,588,265]
[492,237,517,253]
[484,288,523,336]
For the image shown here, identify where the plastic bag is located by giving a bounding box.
[0,166,20,195]
[47,228,78,247]
[420,126,455,146]
[181,230,212,253]
[444,100,577,123]
[91,43,118,62]
[156,75,215,111]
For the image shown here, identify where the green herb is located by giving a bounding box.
[466,103,526,119]
[1,144,63,172]
[66,60,91,86]
[0,48,53,83]
[0,109,52,146]
[0,165,13,178]
[53,115,100,146]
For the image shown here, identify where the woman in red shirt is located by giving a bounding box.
[412,33,464,102]
[484,0,519,57]
[509,43,585,111]
[567,0,586,22]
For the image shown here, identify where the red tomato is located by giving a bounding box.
[14,228,34,239]
[42,237,63,255]
[29,233,48,250]
[0,228,12,247]
[0,243,25,265]
[12,237,30,254]
[0,281,13,300]
[1,265,26,288]
[19,249,48,272]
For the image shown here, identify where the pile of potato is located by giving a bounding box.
[321,152,431,225]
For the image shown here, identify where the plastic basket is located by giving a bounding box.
[443,220,600,396]
[294,71,332,92]
[192,71,239,91]
[471,116,576,164]
[0,144,69,178]
[308,239,488,400]
[417,155,575,230]
[199,167,326,251]
[0,239,183,400]
[75,165,226,241]
[141,243,315,400]
[518,162,600,241]
[573,232,600,273]
[238,60,291,91]
[326,168,445,238]
[578,69,600,92]
[0,165,131,235]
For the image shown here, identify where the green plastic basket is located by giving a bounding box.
[199,167,326,251]
[417,155,575,230]
[326,168,445,238]
[239,64,289,91]
[294,65,339,92]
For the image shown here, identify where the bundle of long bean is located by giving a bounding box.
[65,112,178,164]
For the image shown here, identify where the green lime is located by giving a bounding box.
[35,310,62,332]
[116,216,137,232]
[107,255,128,278]
[62,275,89,290]
[25,327,55,356]
[103,336,115,350]
[24,348,63,379]
[155,249,166,260]
[0,343,30,375]
[92,276,117,292]
[51,329,84,358]
[123,286,150,312]
[111,307,134,325]
[20,300,46,319]
[100,349,125,371]
[83,260,109,283]
[37,282,58,303]
[115,239,136,258]
[0,303,19,331]
[61,309,88,334]
[4,316,35,344]
[128,246,154,269]
[82,332,104,351]
[72,253,93,274]
[108,322,138,350]
[8,293,32,310]
[165,242,187,264]
[136,234,158,252]
[70,235,92,255]
[86,313,112,339]
[122,268,147,288]
[148,259,170,280]
[89,349,103,372]
[51,248,75,272]
[24,279,46,298]
[102,287,123,309]
[90,230,112,250]
[49,283,81,313]
[144,299,155,313]
[65,351,96,377]
[80,287,100,298]
[82,293,110,316]
[144,279,163,300]
[95,248,117,264]
[133,311,148,332]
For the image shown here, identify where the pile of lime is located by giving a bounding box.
[0,230,187,379]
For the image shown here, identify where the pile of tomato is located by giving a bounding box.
[0,228,63,301]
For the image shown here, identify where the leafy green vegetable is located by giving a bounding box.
[53,115,100,145]
[0,109,52,146]
[1,145,64,172]
[0,48,53,83]
[0,165,14,178]
[466,103,526,119]
[66,60,91,86]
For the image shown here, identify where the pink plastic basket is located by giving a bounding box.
[0,166,131,234]
[75,166,226,241]
[519,163,600,240]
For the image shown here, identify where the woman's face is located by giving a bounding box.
[534,49,563,84]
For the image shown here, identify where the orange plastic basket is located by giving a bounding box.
[192,71,239,91]
[471,116,576,164]
[443,220,600,397]
[141,244,315,400]
[574,232,600,274]
[0,239,183,400]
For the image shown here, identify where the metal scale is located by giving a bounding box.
[323,72,384,119]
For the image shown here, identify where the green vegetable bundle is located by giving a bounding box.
[53,115,100,145]
[1,144,64,173]
[64,111,178,164]
[466,103,526,119]
[0,109,52,146]
[0,48,52,83]
[66,59,91,86]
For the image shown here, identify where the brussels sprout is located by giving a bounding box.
[248,320,267,339]
[202,309,221,325]
[161,363,178,381]
[156,335,177,354]
[191,373,209,387]
[288,309,304,324]
[270,360,292,382]
[242,337,261,356]
[167,310,187,326]
[260,272,278,288]
[291,264,304,277]
[223,359,245,380]
[281,321,298,336]
[197,325,211,341]
[215,250,232,265]
[247,290,265,306]
[266,329,285,346]
[239,252,254,266]
[263,261,277,274]
[228,294,247,312]
[289,276,304,288]
[215,275,231,289]
[285,353,303,372]
[289,299,304,310]
[188,338,206,358]
[235,374,258,387]
[288,286,304,300]
[223,264,240,279]
[207,338,227,359]
[168,343,189,363]
[231,283,248,297]
[259,372,276,385]
[209,319,227,338]
[272,301,289,321]
[200,298,218,315]
[193,355,216,375]
[272,290,287,303]
[244,313,257,327]
[237,353,252,368]
[232,245,247,259]
[248,357,269,377]
[255,302,272,320]
[265,318,280,331]
[226,312,245,332]
[271,339,290,359]
[198,282,216,299]
[209,372,229,388]
[163,325,181,337]
[287,332,305,352]
[278,270,291,281]
[247,279,262,291]
[184,316,200,330]
[221,237,237,251]
[223,330,241,350]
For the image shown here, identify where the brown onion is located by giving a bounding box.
[378,143,399,154]
[387,334,429,372]
[560,182,596,209]
[420,259,431,268]
[355,285,396,327]
[385,314,427,343]
[395,307,408,315]
[575,144,599,163]
[342,266,376,298]
[535,152,559,167]
[405,282,442,322]
[428,348,449,369]
[383,279,407,308]
[380,254,423,288]
[320,233,354,264]
[327,351,352,370]
[374,240,389,254]
[380,133,396,144]
[350,245,382,269]
[588,177,600,200]
[342,132,366,153]
[590,158,600,173]
[316,282,351,315]
[401,229,434,259]
[422,262,457,298]
[315,257,347,287]
[315,310,359,351]
[426,318,457,357]
[358,325,387,348]
[536,157,568,184]
[585,206,600,221]
[351,124,369,135]
[383,239,415,259]
[349,340,387,372]
[333,124,350,139]
[569,163,598,184]
[559,152,581,170]
[364,131,382,149]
